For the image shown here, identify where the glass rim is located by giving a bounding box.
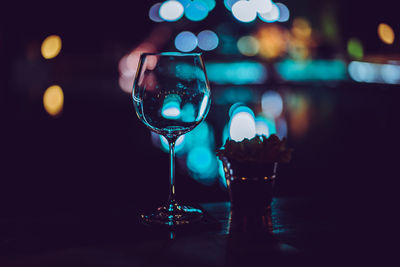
[140,52,202,57]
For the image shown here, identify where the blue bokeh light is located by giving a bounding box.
[229,108,256,141]
[276,2,290,22]
[258,3,280,23]
[185,0,209,21]
[232,1,257,23]
[175,31,198,52]
[149,3,164,22]
[197,30,219,51]
[224,0,240,11]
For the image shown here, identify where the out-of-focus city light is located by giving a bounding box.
[224,0,240,11]
[202,0,216,11]
[197,30,219,51]
[276,117,288,138]
[237,36,260,56]
[347,38,363,60]
[292,17,312,39]
[185,0,209,21]
[41,35,62,59]
[177,0,191,7]
[175,31,198,52]
[377,23,395,44]
[229,104,255,118]
[43,85,64,116]
[159,0,184,21]
[229,108,256,141]
[258,3,280,23]
[276,59,347,81]
[162,94,182,119]
[206,61,267,84]
[256,25,288,59]
[232,1,257,23]
[149,3,164,22]
[276,3,290,22]
[256,115,276,135]
[214,87,255,105]
[186,146,218,183]
[249,0,272,14]
[348,61,400,84]
[255,117,270,137]
[261,91,283,118]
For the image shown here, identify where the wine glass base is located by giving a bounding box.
[140,201,203,226]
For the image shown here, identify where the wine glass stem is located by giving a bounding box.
[168,139,176,205]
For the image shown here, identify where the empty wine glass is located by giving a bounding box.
[132,52,211,226]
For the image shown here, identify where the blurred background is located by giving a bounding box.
[1,0,398,222]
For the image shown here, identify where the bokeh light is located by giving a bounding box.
[381,64,400,84]
[206,61,267,84]
[41,35,62,59]
[159,0,184,21]
[377,23,395,44]
[197,30,219,51]
[258,3,280,23]
[202,0,216,11]
[255,117,270,137]
[162,94,182,119]
[149,3,164,22]
[261,91,283,118]
[237,35,260,56]
[232,1,257,23]
[276,3,290,22]
[186,146,218,183]
[249,0,272,14]
[347,38,363,60]
[257,25,288,59]
[348,61,400,84]
[185,0,209,21]
[224,0,240,11]
[229,107,256,141]
[175,31,198,52]
[43,85,64,116]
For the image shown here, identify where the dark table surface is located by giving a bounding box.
[0,197,350,266]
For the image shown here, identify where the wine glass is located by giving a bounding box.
[132,52,211,226]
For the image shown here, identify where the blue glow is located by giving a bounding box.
[185,0,209,21]
[214,87,255,105]
[175,31,198,52]
[149,3,164,22]
[276,3,290,22]
[229,110,256,141]
[197,30,219,51]
[181,103,196,123]
[255,115,276,136]
[206,61,267,84]
[177,0,191,7]
[224,0,240,11]
[186,146,218,182]
[255,117,270,137]
[161,94,181,119]
[258,3,280,23]
[222,124,230,143]
[229,104,254,118]
[159,1,184,22]
[276,59,347,81]
[160,135,185,153]
[232,1,257,23]
[276,117,288,138]
[381,64,400,84]
[202,0,216,11]
[261,91,283,119]
[348,61,400,84]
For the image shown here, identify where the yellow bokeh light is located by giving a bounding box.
[43,85,64,116]
[378,23,395,44]
[41,35,62,59]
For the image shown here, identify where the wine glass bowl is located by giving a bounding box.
[132,52,211,226]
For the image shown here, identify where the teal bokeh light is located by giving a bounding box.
[206,61,267,85]
[186,146,218,183]
[185,0,209,21]
[277,59,347,81]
